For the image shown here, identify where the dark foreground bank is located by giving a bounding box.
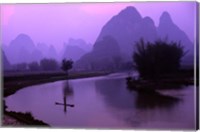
[3,71,110,97]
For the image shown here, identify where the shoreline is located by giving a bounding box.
[2,69,195,127]
[3,71,111,126]
[3,71,110,97]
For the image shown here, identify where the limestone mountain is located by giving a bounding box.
[157,11,194,65]
[76,6,194,71]
[6,33,36,64]
[62,38,92,61]
[75,36,121,71]
[2,50,11,70]
[96,6,158,61]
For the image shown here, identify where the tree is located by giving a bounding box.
[61,59,73,76]
[40,58,58,71]
[133,39,185,79]
[28,61,40,71]
[13,63,27,71]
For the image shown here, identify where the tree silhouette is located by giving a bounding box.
[28,61,40,71]
[133,39,185,79]
[40,58,58,71]
[61,59,73,76]
[13,63,27,71]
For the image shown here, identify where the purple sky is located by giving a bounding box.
[0,2,197,51]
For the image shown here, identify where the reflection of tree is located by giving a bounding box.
[134,91,181,110]
[95,79,135,110]
[95,78,181,127]
[95,78,180,110]
[55,80,74,114]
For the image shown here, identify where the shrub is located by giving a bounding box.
[133,39,185,79]
[61,59,73,75]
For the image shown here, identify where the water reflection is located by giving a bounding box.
[95,78,180,110]
[55,80,74,114]
[95,78,136,110]
[5,73,195,129]
[95,78,182,128]
[135,91,181,110]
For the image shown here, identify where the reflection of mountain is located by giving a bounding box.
[95,78,181,127]
[135,91,180,110]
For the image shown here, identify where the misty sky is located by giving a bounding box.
[0,2,197,51]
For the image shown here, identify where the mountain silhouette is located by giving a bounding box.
[63,45,86,61]
[157,11,194,65]
[4,34,60,64]
[96,6,149,61]
[75,36,121,71]
[62,38,92,61]
[2,50,11,70]
[77,6,194,70]
[6,33,36,64]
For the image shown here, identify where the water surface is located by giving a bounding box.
[5,73,195,129]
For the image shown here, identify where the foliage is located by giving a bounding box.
[13,63,27,71]
[133,39,185,79]
[28,62,40,71]
[61,59,73,74]
[40,58,58,71]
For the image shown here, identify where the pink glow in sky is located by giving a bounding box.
[0,2,197,51]
[0,5,15,26]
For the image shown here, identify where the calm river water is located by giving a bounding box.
[5,73,196,130]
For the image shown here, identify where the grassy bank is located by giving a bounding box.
[127,69,195,91]
[3,71,110,97]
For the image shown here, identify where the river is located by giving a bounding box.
[5,72,196,130]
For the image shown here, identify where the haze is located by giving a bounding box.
[0,2,196,52]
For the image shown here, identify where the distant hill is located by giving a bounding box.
[96,6,157,61]
[4,34,59,64]
[76,6,194,71]
[2,50,11,70]
[67,38,92,52]
[6,33,36,64]
[157,11,194,66]
[63,45,86,61]
[75,36,121,71]
[4,34,91,65]
[62,38,92,61]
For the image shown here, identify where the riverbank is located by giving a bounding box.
[3,71,110,126]
[126,69,195,92]
[3,71,110,97]
[3,111,49,127]
[3,114,25,126]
